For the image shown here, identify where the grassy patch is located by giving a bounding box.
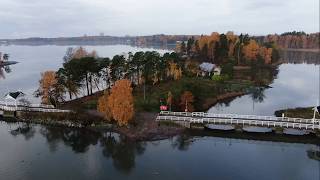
[134,77,252,112]
[275,107,320,119]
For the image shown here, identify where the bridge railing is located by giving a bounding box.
[159,111,320,124]
[0,104,71,113]
[157,115,320,130]
[0,101,55,109]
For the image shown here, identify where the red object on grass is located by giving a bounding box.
[160,105,168,111]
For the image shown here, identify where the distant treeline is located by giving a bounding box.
[1,31,318,50]
[0,35,192,47]
[255,31,319,49]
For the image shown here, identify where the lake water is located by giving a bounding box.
[0,122,319,180]
[0,45,170,102]
[0,46,320,180]
[209,63,320,116]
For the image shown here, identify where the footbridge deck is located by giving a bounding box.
[156,111,320,130]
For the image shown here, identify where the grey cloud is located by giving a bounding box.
[0,0,318,38]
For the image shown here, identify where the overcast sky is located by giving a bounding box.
[0,0,319,39]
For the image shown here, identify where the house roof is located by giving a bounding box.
[199,62,216,72]
[4,91,25,100]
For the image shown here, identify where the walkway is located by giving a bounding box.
[156,111,320,130]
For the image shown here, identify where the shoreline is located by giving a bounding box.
[0,87,251,141]
[1,112,185,141]
[2,117,319,144]
[283,48,320,53]
[202,91,247,110]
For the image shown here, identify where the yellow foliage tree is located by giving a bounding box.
[107,79,134,126]
[38,71,59,104]
[242,39,260,61]
[180,91,194,112]
[72,47,88,59]
[226,31,238,57]
[167,91,173,111]
[259,47,273,64]
[167,61,182,80]
[97,91,113,121]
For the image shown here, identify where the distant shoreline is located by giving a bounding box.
[283,48,320,53]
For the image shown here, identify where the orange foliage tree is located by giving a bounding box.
[97,91,113,120]
[259,47,273,64]
[106,79,134,126]
[36,71,63,105]
[242,39,260,61]
[180,91,194,112]
[167,61,182,80]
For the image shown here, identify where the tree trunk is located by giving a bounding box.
[69,91,72,100]
[89,74,93,95]
[85,74,89,96]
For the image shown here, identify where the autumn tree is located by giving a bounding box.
[72,47,88,59]
[107,79,134,126]
[97,91,113,121]
[167,91,173,111]
[167,61,182,80]
[242,39,260,61]
[180,91,194,112]
[259,47,273,64]
[35,71,64,106]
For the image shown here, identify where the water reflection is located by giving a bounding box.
[0,66,12,79]
[13,124,147,173]
[100,134,146,173]
[171,134,194,151]
[10,123,35,140]
[281,50,320,65]
[40,126,101,153]
[1,122,319,180]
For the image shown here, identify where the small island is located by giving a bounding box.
[1,31,319,141]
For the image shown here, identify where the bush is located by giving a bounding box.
[211,75,230,83]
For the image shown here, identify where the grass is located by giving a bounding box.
[134,77,252,112]
[275,107,320,119]
[61,77,253,113]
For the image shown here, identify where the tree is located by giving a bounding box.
[63,47,74,63]
[186,37,195,55]
[167,61,182,80]
[97,91,113,121]
[259,47,273,64]
[167,91,173,111]
[180,91,194,112]
[56,68,80,99]
[242,39,260,61]
[107,79,134,126]
[72,47,88,59]
[111,55,126,82]
[35,71,64,106]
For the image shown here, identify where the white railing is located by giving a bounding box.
[0,101,55,109]
[0,104,71,113]
[157,115,320,130]
[159,111,320,124]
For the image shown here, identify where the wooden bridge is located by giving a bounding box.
[156,111,320,130]
[0,101,71,113]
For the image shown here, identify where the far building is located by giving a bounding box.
[199,62,221,77]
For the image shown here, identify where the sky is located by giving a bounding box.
[0,0,319,39]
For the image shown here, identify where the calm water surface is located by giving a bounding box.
[0,46,319,180]
[0,45,169,102]
[0,122,319,180]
